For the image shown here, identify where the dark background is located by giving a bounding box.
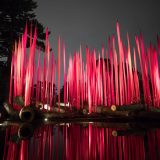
[36,0,160,55]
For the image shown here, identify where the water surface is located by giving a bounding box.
[0,122,160,160]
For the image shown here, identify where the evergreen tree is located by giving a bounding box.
[0,0,50,103]
[0,0,49,66]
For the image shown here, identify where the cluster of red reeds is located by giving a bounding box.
[9,23,160,112]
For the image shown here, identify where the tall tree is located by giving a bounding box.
[0,0,49,66]
[0,0,50,103]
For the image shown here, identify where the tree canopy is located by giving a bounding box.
[0,0,50,65]
[0,0,50,104]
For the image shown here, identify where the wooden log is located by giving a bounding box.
[0,121,22,127]
[102,107,130,117]
[112,129,146,137]
[19,107,35,122]
[111,104,145,112]
[52,107,65,113]
[3,101,160,123]
[18,123,34,139]
[134,111,160,120]
[130,122,160,129]
[95,122,131,129]
[149,107,160,112]
[42,111,71,119]
[79,105,140,117]
[81,108,88,115]
[3,102,19,118]
[80,106,130,116]
[79,106,110,115]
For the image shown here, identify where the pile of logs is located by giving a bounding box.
[2,102,160,123]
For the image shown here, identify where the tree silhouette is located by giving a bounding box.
[0,0,50,66]
[0,0,50,103]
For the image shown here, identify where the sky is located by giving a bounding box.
[35,0,160,52]
[35,0,160,85]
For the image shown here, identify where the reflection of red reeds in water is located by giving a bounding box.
[3,126,54,160]
[63,124,146,160]
[9,22,160,111]
[2,125,160,160]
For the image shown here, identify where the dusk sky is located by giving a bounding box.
[35,0,160,53]
[35,0,160,85]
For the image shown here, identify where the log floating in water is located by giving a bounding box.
[80,104,147,116]
[53,107,65,113]
[134,111,160,120]
[81,106,130,117]
[19,107,35,122]
[111,104,146,112]
[3,103,19,118]
[112,129,146,137]
[3,102,160,122]
[149,107,160,112]
[18,123,34,139]
[95,122,131,129]
[102,107,130,117]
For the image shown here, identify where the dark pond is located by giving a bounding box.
[0,122,160,160]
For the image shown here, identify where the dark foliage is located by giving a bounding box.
[0,0,50,103]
